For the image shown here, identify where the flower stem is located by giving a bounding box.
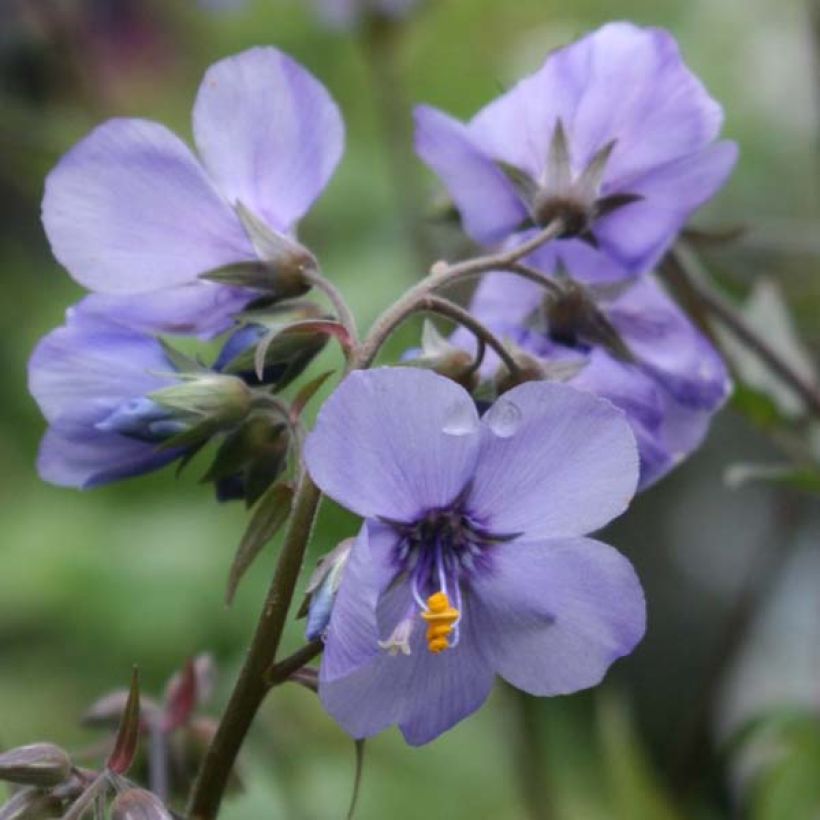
[666,243,820,417]
[359,221,565,366]
[187,477,322,820]
[187,223,564,818]
[302,267,360,349]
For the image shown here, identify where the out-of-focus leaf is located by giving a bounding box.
[107,668,141,775]
[346,739,366,820]
[226,483,294,605]
[717,278,818,418]
[724,462,820,494]
[597,691,683,820]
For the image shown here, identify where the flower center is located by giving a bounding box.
[383,493,516,655]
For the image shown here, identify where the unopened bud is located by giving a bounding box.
[0,787,63,819]
[303,539,353,641]
[0,744,71,788]
[494,349,547,394]
[409,320,480,391]
[111,789,173,820]
[150,374,251,429]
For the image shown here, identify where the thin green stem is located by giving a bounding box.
[302,267,360,349]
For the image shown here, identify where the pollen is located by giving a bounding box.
[421,591,460,654]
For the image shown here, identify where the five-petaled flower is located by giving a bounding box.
[415,22,737,282]
[453,269,731,489]
[304,367,646,744]
[41,46,344,338]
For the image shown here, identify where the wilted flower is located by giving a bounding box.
[42,47,344,338]
[305,367,645,744]
[28,305,250,488]
[415,22,737,281]
[455,269,731,489]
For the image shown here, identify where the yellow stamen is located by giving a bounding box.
[421,591,460,654]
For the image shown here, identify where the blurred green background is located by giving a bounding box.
[2,0,820,817]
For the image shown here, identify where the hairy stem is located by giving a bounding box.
[667,243,820,417]
[359,221,564,366]
[302,268,360,348]
[187,478,322,819]
[188,223,564,817]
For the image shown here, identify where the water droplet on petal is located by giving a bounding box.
[442,399,479,436]
[485,398,522,438]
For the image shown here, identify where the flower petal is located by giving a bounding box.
[609,277,731,409]
[470,381,638,538]
[305,368,481,522]
[472,537,645,695]
[37,425,178,489]
[28,308,174,426]
[414,105,527,244]
[597,141,738,273]
[321,574,493,744]
[42,118,253,293]
[77,284,254,340]
[193,47,344,232]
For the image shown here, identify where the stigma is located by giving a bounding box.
[421,591,460,654]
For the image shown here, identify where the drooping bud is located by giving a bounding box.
[203,411,291,506]
[408,320,480,391]
[215,319,329,390]
[0,743,71,788]
[96,398,187,443]
[0,786,63,819]
[111,789,173,820]
[301,539,354,641]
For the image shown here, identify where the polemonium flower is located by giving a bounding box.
[42,47,344,337]
[304,367,645,744]
[455,269,731,489]
[313,0,419,29]
[415,22,737,281]
[28,305,250,488]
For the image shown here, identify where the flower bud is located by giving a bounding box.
[303,539,353,641]
[0,744,71,788]
[111,789,173,820]
[150,373,252,430]
[81,690,162,730]
[408,321,480,391]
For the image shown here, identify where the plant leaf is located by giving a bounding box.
[290,371,335,419]
[226,483,294,605]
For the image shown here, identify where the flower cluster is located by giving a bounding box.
[416,21,736,488]
[30,46,344,494]
[28,19,737,753]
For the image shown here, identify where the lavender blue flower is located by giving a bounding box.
[41,47,344,338]
[28,304,183,488]
[415,22,738,282]
[454,267,731,489]
[304,367,645,744]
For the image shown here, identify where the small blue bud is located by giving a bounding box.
[303,539,353,641]
[96,397,175,442]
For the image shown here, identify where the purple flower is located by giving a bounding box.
[28,304,183,488]
[415,22,737,281]
[313,0,420,29]
[454,269,731,489]
[42,47,344,337]
[304,367,645,744]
